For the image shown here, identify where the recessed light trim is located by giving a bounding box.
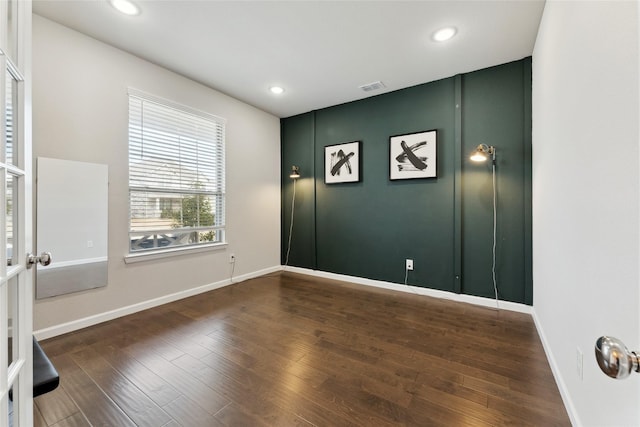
[269,86,285,95]
[432,26,457,42]
[109,0,140,16]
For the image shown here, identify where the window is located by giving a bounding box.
[128,89,225,254]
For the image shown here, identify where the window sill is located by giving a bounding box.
[123,242,228,264]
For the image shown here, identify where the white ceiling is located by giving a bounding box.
[33,0,545,118]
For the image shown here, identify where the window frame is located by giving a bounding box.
[125,89,227,263]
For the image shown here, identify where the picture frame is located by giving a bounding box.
[389,130,437,180]
[324,141,362,184]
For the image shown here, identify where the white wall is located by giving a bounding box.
[32,15,281,331]
[532,1,640,425]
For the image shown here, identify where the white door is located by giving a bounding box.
[1,0,33,426]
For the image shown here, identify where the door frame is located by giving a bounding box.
[1,0,33,426]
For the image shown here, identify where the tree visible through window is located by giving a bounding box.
[169,183,215,243]
[128,90,225,253]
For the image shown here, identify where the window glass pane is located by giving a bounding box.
[7,277,17,367]
[129,228,222,252]
[6,0,18,59]
[128,93,225,253]
[5,72,17,167]
[6,174,16,267]
[130,191,220,229]
[129,190,221,251]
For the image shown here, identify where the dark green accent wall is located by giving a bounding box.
[281,113,316,269]
[281,58,532,305]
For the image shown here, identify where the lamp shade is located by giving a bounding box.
[470,144,495,162]
[470,149,488,162]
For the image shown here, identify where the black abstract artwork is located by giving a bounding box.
[324,141,361,184]
[389,130,437,180]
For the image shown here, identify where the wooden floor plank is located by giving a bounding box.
[93,341,182,407]
[49,412,91,427]
[68,347,172,427]
[405,393,495,427]
[34,385,79,426]
[212,402,272,427]
[178,351,356,426]
[123,341,231,417]
[161,395,225,427]
[33,401,47,427]
[48,354,137,427]
[35,272,570,426]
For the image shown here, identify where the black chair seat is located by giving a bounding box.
[32,336,59,397]
[9,336,60,400]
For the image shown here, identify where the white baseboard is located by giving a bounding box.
[33,265,282,341]
[531,309,580,426]
[283,266,532,314]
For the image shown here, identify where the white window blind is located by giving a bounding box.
[128,90,225,253]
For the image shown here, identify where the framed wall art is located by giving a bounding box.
[389,130,437,180]
[324,141,362,184]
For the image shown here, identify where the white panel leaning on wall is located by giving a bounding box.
[36,157,108,299]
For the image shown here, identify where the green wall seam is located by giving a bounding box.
[523,58,533,305]
[312,111,318,270]
[454,75,463,294]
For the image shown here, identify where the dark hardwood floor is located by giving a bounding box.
[34,272,570,426]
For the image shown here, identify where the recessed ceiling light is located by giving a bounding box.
[432,27,457,42]
[109,0,140,16]
[269,86,285,95]
[359,81,386,92]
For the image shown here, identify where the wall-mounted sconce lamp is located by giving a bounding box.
[290,165,301,179]
[470,144,496,163]
[470,143,499,307]
[595,336,640,379]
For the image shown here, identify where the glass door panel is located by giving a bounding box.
[6,68,18,167]
[6,0,18,60]
[6,173,15,268]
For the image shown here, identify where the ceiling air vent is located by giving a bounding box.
[359,81,386,92]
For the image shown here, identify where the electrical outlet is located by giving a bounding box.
[229,253,236,264]
[406,259,414,271]
[576,347,583,380]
